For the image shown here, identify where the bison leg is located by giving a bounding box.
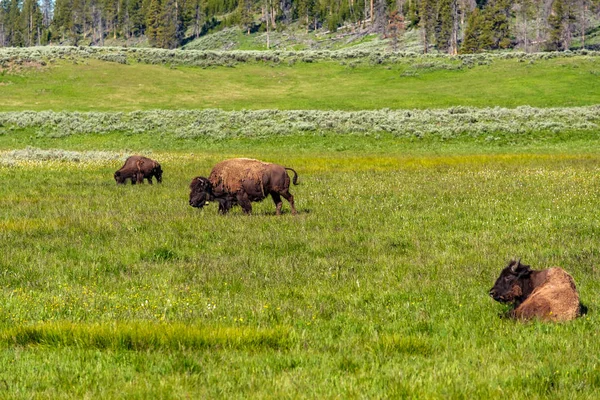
[136,172,145,184]
[271,193,283,215]
[281,191,297,215]
[237,193,252,215]
[218,200,230,214]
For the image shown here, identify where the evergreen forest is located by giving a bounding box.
[0,0,599,53]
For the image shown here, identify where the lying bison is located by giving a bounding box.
[489,259,585,321]
[114,156,162,185]
[189,158,298,215]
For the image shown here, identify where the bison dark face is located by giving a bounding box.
[489,259,532,304]
[114,171,128,184]
[154,165,163,183]
[189,177,213,208]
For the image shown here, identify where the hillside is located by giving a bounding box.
[2,48,600,112]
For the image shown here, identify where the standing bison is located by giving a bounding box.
[489,259,585,321]
[114,156,162,185]
[189,158,298,215]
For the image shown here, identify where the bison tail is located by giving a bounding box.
[285,167,299,185]
[579,302,589,316]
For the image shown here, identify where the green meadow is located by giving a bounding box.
[1,56,600,111]
[1,53,600,398]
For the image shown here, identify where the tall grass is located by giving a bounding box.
[1,322,292,350]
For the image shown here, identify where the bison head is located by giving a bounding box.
[114,171,126,184]
[154,165,163,183]
[489,259,532,304]
[189,177,213,208]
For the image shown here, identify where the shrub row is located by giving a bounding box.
[0,106,598,140]
[0,147,125,165]
[1,46,600,68]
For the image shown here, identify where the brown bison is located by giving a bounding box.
[189,158,298,215]
[489,259,585,321]
[114,156,162,185]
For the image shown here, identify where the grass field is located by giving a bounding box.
[1,133,600,398]
[1,56,600,111]
[2,50,600,398]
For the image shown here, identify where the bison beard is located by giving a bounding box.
[489,259,584,322]
[189,158,298,215]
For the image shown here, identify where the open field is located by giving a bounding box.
[1,132,600,397]
[2,54,600,110]
[2,49,600,397]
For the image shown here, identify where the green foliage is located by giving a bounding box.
[434,0,453,52]
[486,0,512,49]
[1,106,599,140]
[546,0,578,51]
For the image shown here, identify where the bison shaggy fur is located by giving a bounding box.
[489,259,585,322]
[114,156,162,185]
[189,158,298,215]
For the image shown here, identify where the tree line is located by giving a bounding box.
[0,0,598,52]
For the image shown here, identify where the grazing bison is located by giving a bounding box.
[114,156,162,185]
[189,158,298,215]
[489,259,585,321]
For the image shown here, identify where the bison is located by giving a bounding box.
[114,156,162,185]
[189,158,298,215]
[489,259,585,322]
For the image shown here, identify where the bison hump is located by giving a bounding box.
[517,268,580,321]
[209,158,270,193]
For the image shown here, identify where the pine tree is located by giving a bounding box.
[21,0,43,45]
[406,0,420,28]
[298,0,316,32]
[238,0,253,34]
[7,0,22,46]
[419,0,436,52]
[436,0,454,52]
[187,0,204,39]
[485,0,512,49]
[104,0,120,40]
[156,0,182,48]
[460,7,491,52]
[127,0,145,37]
[0,0,8,46]
[145,0,161,44]
[52,0,74,42]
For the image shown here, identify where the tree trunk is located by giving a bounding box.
[450,0,458,54]
[581,1,587,49]
[30,12,33,46]
[266,1,270,49]
[523,7,529,53]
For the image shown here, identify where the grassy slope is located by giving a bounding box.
[1,57,600,111]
